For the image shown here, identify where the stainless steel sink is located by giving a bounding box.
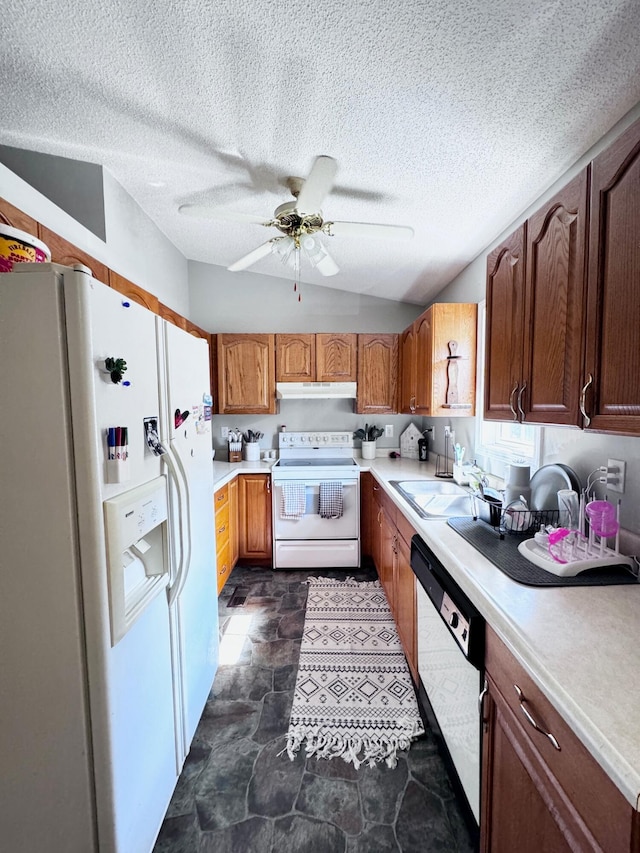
[389,479,473,519]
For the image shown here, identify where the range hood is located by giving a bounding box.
[276,382,357,399]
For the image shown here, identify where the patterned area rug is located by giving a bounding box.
[284,577,424,769]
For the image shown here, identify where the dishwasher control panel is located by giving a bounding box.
[440,592,471,657]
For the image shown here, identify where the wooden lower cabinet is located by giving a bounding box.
[369,479,417,680]
[228,476,239,567]
[481,627,640,852]
[394,513,417,683]
[214,483,232,594]
[237,473,272,565]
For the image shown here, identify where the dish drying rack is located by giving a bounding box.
[470,492,560,538]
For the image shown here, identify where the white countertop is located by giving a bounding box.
[359,456,640,811]
[213,453,640,809]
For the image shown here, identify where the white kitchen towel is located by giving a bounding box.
[281,483,307,519]
[319,481,343,519]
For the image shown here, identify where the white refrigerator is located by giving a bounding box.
[0,263,219,852]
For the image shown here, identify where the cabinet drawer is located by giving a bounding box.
[485,628,636,852]
[215,501,230,546]
[216,538,231,594]
[214,484,229,512]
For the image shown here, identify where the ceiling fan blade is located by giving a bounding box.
[325,221,414,241]
[296,155,338,213]
[227,240,277,272]
[178,203,270,225]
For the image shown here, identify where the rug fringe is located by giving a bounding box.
[304,576,382,589]
[283,722,424,770]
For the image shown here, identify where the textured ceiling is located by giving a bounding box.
[2,0,640,304]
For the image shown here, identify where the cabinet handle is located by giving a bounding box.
[478,681,488,716]
[579,373,593,427]
[266,478,271,494]
[516,382,527,421]
[410,395,416,413]
[218,524,226,534]
[514,684,561,751]
[509,383,519,421]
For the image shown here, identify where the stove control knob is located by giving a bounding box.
[449,612,459,630]
[323,435,329,442]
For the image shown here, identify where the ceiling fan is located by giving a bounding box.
[178,155,414,289]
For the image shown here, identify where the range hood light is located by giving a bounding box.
[276,382,357,399]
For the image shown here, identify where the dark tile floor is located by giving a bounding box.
[154,565,476,853]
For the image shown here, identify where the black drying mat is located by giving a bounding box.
[447,517,638,587]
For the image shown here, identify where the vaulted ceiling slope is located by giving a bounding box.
[2,0,640,305]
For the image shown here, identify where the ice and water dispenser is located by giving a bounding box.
[104,476,169,645]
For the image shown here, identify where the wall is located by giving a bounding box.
[189,261,422,333]
[1,161,190,315]
[430,102,640,538]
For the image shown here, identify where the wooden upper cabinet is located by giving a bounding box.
[584,116,640,435]
[485,225,526,422]
[158,302,187,330]
[316,333,357,381]
[217,333,277,414]
[522,170,588,427]
[38,225,109,285]
[276,333,315,381]
[184,320,210,341]
[275,332,357,382]
[356,333,398,414]
[109,270,159,313]
[399,323,417,413]
[401,304,477,417]
[0,197,39,236]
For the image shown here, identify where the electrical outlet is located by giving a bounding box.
[384,424,394,437]
[607,458,626,493]
[221,426,229,438]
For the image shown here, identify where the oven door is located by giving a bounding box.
[272,478,360,568]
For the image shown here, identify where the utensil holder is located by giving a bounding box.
[361,440,376,460]
[243,442,260,461]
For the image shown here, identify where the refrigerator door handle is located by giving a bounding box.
[160,442,192,606]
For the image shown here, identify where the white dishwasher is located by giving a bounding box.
[411,534,485,832]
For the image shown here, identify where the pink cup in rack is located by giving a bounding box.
[585,500,619,538]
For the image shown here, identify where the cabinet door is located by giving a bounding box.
[109,270,160,313]
[0,197,39,235]
[228,476,239,568]
[399,323,417,414]
[275,333,315,381]
[158,302,187,330]
[360,472,375,560]
[38,226,109,284]
[394,529,417,683]
[481,627,639,853]
[316,333,357,381]
[238,474,272,565]
[522,170,588,426]
[217,334,276,414]
[485,226,526,422]
[413,310,433,415]
[378,506,396,613]
[584,117,640,435]
[356,334,399,414]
